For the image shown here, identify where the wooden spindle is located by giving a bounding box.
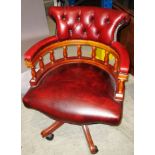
[114,58,118,72]
[39,56,44,70]
[77,45,81,58]
[118,79,124,94]
[63,46,67,59]
[104,51,109,65]
[50,50,55,64]
[92,46,96,60]
[31,66,36,81]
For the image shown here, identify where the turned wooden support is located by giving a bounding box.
[114,58,118,72]
[118,79,124,94]
[77,45,81,58]
[115,73,128,101]
[104,50,109,65]
[63,46,68,59]
[31,65,36,81]
[92,46,96,60]
[82,125,98,154]
[39,56,44,70]
[117,74,128,94]
[41,121,64,138]
[50,50,55,64]
[115,79,125,101]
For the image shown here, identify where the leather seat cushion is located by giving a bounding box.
[23,63,122,125]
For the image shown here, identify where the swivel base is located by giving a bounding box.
[41,121,99,154]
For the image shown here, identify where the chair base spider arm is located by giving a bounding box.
[82,125,98,154]
[41,121,64,138]
[41,121,98,154]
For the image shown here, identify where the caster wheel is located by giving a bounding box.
[91,145,98,154]
[94,145,99,153]
[46,134,54,141]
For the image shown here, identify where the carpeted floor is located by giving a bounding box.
[21,71,134,155]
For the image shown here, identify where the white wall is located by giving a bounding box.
[21,0,49,40]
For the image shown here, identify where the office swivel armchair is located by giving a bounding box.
[22,6,130,154]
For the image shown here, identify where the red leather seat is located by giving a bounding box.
[23,63,122,125]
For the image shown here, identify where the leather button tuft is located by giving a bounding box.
[96,30,100,36]
[83,28,87,34]
[90,16,94,23]
[61,14,66,21]
[77,16,80,22]
[105,17,110,24]
[69,29,73,36]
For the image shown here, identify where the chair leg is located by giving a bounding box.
[82,125,98,154]
[41,121,64,138]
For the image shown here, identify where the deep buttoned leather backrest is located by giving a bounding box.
[49,6,130,45]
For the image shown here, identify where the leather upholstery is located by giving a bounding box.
[111,41,130,73]
[23,63,122,125]
[24,36,58,61]
[49,6,130,45]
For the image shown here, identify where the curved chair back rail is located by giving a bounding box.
[25,39,127,101]
[25,40,120,84]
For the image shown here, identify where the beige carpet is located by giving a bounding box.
[21,71,134,155]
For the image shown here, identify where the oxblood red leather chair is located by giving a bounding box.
[23,6,130,154]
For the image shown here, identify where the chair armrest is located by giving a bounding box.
[24,36,58,61]
[111,41,130,101]
[111,41,130,74]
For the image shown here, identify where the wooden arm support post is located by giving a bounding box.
[115,73,128,101]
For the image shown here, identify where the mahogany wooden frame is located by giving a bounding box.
[25,39,128,102]
[41,121,64,138]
